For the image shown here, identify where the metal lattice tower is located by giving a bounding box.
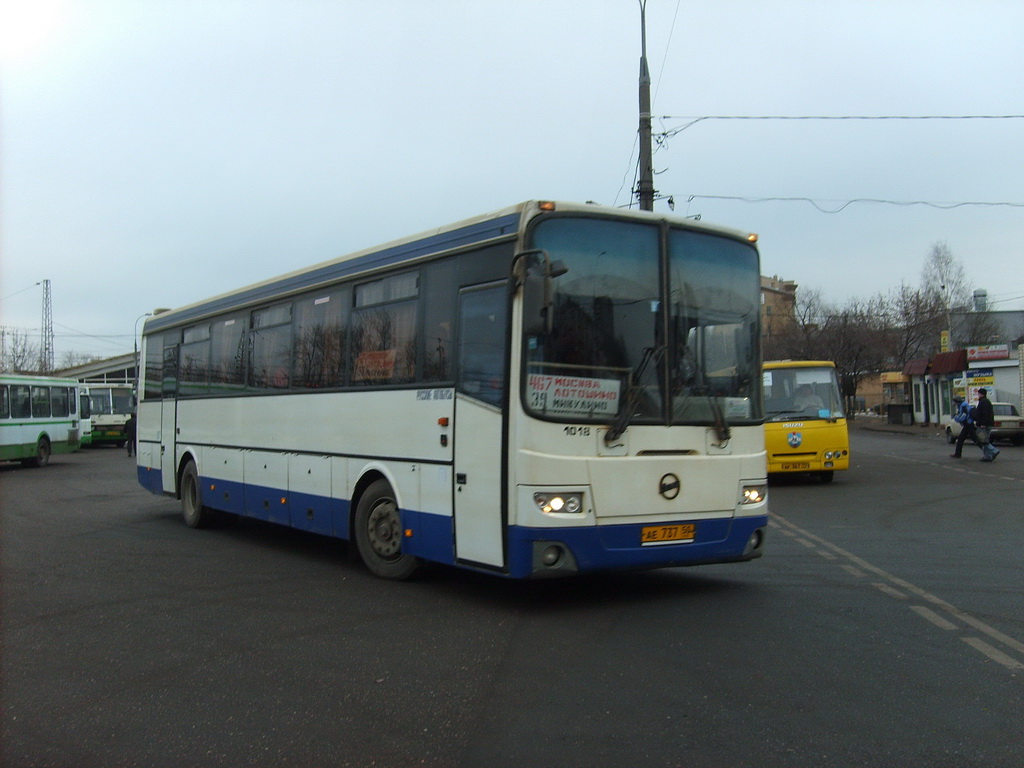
[40,279,54,373]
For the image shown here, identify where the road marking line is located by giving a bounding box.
[873,582,907,600]
[962,638,1024,671]
[841,565,864,578]
[771,511,1024,658]
[795,538,815,548]
[910,605,957,630]
[816,550,838,560]
[881,454,1024,484]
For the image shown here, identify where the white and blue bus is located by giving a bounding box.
[0,373,84,466]
[137,200,768,578]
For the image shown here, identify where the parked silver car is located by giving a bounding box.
[945,402,1024,446]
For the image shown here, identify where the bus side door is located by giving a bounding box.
[453,282,508,570]
[160,344,178,494]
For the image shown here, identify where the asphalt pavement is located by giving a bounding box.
[849,413,944,439]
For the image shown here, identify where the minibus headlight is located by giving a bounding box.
[741,485,767,505]
[534,492,583,514]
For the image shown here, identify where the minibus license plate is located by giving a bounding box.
[783,462,811,470]
[641,523,696,546]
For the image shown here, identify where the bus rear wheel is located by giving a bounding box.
[24,437,51,467]
[354,479,418,580]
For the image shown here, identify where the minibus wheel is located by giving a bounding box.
[354,479,419,580]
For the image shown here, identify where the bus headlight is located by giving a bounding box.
[741,485,767,505]
[534,492,583,514]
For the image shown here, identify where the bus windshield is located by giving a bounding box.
[763,365,845,421]
[524,215,762,426]
[89,388,135,416]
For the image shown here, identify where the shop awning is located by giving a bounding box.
[903,358,930,376]
[929,350,967,375]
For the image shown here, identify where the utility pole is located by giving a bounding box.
[40,279,54,373]
[635,0,656,211]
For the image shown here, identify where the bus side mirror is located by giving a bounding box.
[514,249,566,336]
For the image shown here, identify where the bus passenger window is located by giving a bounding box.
[458,284,507,406]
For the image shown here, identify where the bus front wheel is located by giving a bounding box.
[819,470,834,484]
[354,479,419,580]
[180,460,214,529]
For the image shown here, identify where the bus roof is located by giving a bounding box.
[763,360,836,370]
[145,200,759,334]
[0,373,80,386]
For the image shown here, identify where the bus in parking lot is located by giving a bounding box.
[0,374,84,466]
[763,360,849,483]
[86,384,135,447]
[137,200,769,578]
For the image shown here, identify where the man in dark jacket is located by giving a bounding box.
[125,412,137,457]
[974,388,999,462]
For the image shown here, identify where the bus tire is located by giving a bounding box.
[354,479,419,580]
[819,470,834,484]
[180,460,214,529]
[25,437,51,467]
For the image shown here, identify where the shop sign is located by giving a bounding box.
[967,345,1009,361]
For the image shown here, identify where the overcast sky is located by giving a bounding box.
[2,0,1022,363]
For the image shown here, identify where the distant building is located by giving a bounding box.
[56,352,137,384]
[950,308,1024,350]
[760,275,797,347]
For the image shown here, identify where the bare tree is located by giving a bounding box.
[921,241,972,309]
[58,350,99,369]
[764,288,832,361]
[2,329,40,373]
[876,283,945,366]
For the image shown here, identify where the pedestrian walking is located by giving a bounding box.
[974,388,1000,462]
[125,412,137,457]
[949,394,980,459]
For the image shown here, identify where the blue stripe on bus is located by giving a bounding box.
[138,464,764,577]
[141,470,458,563]
[137,466,163,495]
[145,212,522,332]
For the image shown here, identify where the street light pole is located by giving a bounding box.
[636,0,656,211]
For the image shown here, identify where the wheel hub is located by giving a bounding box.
[367,501,401,558]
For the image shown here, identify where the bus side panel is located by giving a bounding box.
[405,463,455,564]
[288,454,333,536]
[201,446,245,515]
[243,450,290,524]
[329,456,351,539]
[136,400,163,494]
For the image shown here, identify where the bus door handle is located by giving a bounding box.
[456,473,467,485]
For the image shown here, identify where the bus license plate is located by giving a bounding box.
[641,524,696,546]
[782,462,811,470]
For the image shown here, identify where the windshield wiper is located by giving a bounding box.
[604,345,665,444]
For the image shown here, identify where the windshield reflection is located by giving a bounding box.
[524,215,762,427]
[763,365,845,421]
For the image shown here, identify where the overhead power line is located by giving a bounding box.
[687,194,1024,213]
[657,114,1024,139]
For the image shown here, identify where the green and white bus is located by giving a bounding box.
[86,384,135,447]
[0,374,84,466]
[137,200,768,579]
